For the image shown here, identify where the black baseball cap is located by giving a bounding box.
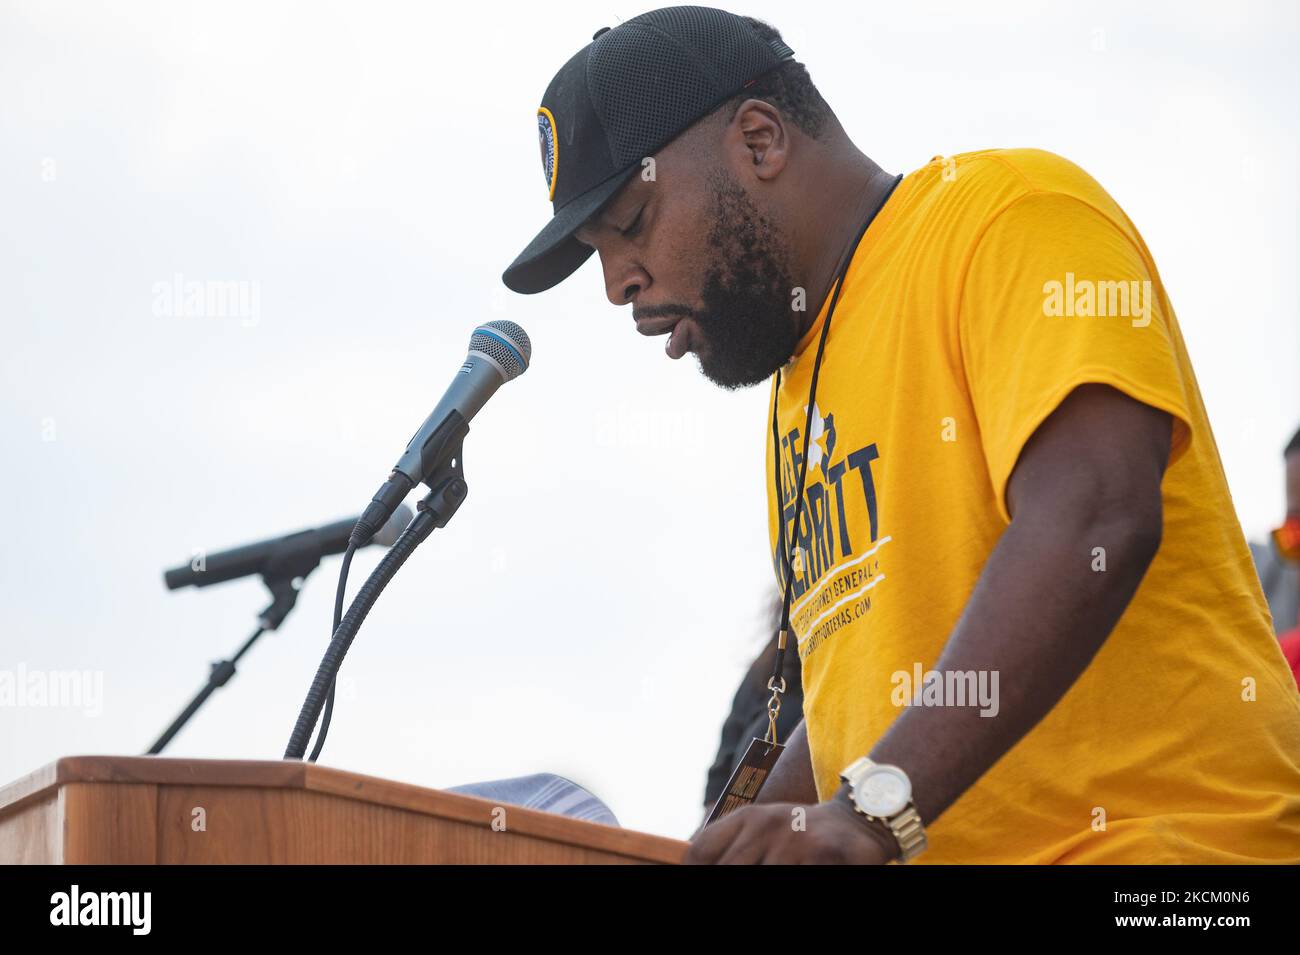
[501,6,795,295]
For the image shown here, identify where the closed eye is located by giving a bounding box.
[620,206,645,239]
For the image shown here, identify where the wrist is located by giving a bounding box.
[836,757,929,863]
[832,784,903,861]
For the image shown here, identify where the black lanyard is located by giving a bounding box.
[765,173,903,729]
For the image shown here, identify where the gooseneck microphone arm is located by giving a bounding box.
[283,437,469,760]
[305,413,469,761]
[283,319,531,762]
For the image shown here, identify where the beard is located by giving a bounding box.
[639,167,802,390]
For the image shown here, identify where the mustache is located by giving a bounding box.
[632,303,697,323]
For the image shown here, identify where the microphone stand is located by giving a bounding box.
[283,434,468,760]
[146,537,328,755]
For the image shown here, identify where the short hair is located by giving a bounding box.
[1285,427,1300,458]
[715,17,834,141]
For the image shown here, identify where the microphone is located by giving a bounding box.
[350,320,531,546]
[163,505,414,591]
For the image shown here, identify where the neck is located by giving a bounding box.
[795,149,896,340]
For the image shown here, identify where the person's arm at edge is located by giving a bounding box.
[854,383,1172,850]
[686,383,1172,861]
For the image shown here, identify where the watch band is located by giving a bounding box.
[839,757,928,863]
[881,804,927,863]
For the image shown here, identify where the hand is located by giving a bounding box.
[683,789,900,864]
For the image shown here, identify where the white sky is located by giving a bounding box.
[1,0,1296,841]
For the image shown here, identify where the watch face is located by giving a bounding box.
[853,766,911,817]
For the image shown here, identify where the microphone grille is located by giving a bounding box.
[469,320,532,381]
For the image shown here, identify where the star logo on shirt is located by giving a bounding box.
[804,402,837,478]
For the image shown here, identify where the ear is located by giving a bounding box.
[725,98,789,182]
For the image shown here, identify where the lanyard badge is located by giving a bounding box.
[702,633,791,826]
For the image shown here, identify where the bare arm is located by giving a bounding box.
[687,384,1173,863]
[861,384,1171,829]
[736,388,1169,822]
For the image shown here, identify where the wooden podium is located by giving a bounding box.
[0,756,688,864]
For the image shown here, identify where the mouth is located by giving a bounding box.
[635,314,696,361]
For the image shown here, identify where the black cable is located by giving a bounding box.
[307,542,356,762]
[769,279,839,660]
[283,508,436,760]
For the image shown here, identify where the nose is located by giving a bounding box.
[599,251,649,307]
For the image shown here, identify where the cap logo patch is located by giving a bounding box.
[537,106,558,201]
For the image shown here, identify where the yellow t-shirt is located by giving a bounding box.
[765,148,1300,863]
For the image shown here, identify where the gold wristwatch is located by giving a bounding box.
[838,757,928,863]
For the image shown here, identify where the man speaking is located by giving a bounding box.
[501,6,1300,863]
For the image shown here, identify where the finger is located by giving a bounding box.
[716,831,770,865]
[757,819,812,865]
[683,811,748,864]
[710,810,780,865]
[757,834,795,865]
